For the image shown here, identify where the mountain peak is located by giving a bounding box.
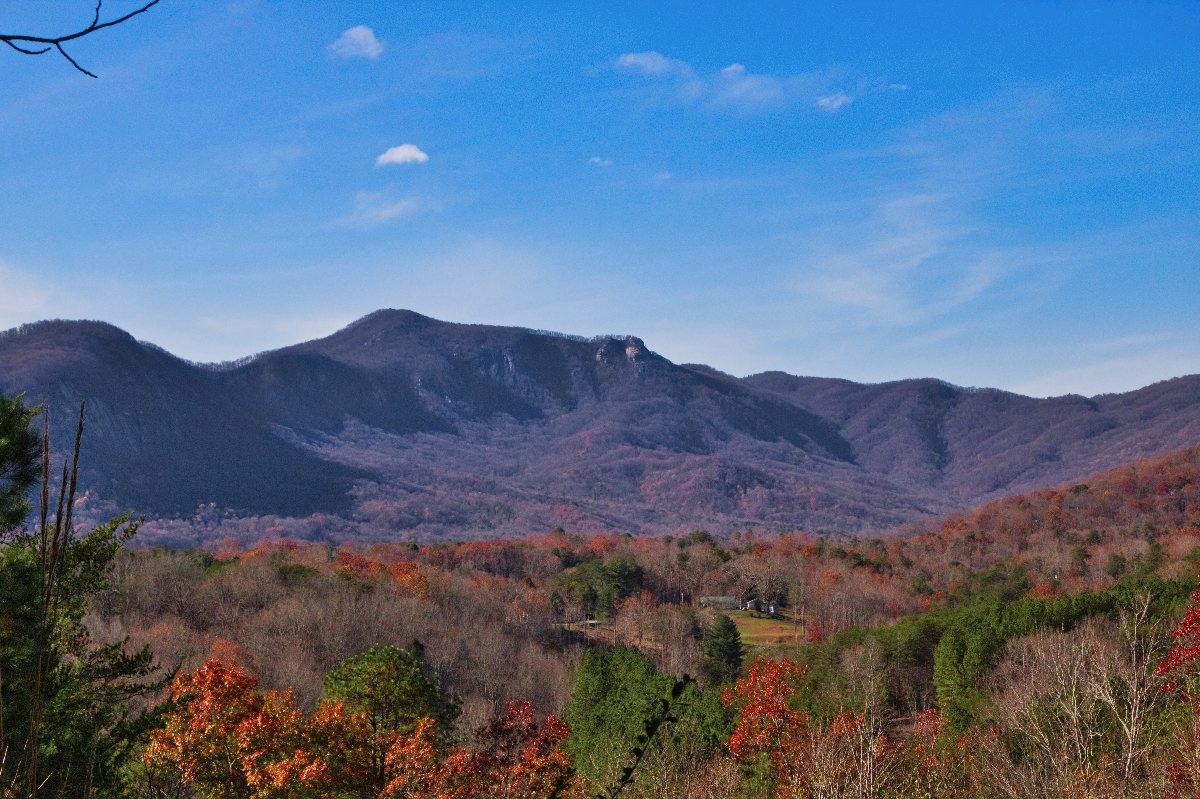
[2,318,139,344]
[593,334,654,365]
[342,308,439,332]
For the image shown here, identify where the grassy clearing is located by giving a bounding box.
[728,610,804,652]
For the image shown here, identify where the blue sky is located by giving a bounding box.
[0,1,1197,396]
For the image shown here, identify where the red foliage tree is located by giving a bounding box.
[1158,591,1200,797]
[723,658,891,798]
[1158,591,1200,691]
[471,701,573,799]
[149,660,572,799]
[382,703,572,799]
[144,658,372,798]
[723,658,812,792]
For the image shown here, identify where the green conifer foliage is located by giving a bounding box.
[700,614,745,685]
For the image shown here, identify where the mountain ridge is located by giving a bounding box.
[1,311,1197,543]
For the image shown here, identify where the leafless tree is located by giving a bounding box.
[799,712,893,799]
[1089,594,1170,783]
[650,606,700,679]
[1,1,160,78]
[981,609,1169,799]
[632,754,742,799]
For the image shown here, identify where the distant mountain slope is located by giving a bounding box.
[0,311,1197,542]
[744,371,1200,504]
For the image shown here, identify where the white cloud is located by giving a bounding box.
[651,170,672,184]
[588,156,613,167]
[376,144,429,166]
[328,26,385,60]
[816,92,852,111]
[611,52,869,113]
[338,192,423,227]
[614,51,693,77]
[710,63,786,108]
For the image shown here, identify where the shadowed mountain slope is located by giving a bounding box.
[1,311,1197,542]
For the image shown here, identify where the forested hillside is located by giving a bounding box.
[92,444,1200,797]
[3,311,1199,543]
[107,443,1200,713]
[8,385,1200,797]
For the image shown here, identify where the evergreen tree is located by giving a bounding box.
[700,613,744,685]
[0,397,165,798]
[323,641,457,793]
[564,646,728,791]
[0,392,40,535]
[557,555,645,620]
[323,642,455,736]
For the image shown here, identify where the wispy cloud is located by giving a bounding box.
[790,91,1099,331]
[816,92,852,111]
[614,51,693,78]
[228,142,308,190]
[798,193,1004,325]
[328,26,385,60]
[337,192,424,227]
[707,63,791,108]
[376,144,429,166]
[611,52,887,113]
[778,83,1191,389]
[588,156,613,167]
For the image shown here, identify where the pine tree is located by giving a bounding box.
[564,646,726,792]
[0,392,40,535]
[0,397,165,798]
[323,642,454,737]
[700,614,744,685]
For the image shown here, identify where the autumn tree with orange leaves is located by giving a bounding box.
[323,643,456,793]
[143,658,373,798]
[381,702,571,799]
[145,658,574,799]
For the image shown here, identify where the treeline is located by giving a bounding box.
[98,546,575,725]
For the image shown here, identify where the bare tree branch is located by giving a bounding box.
[54,43,98,78]
[3,40,50,56]
[0,1,160,78]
